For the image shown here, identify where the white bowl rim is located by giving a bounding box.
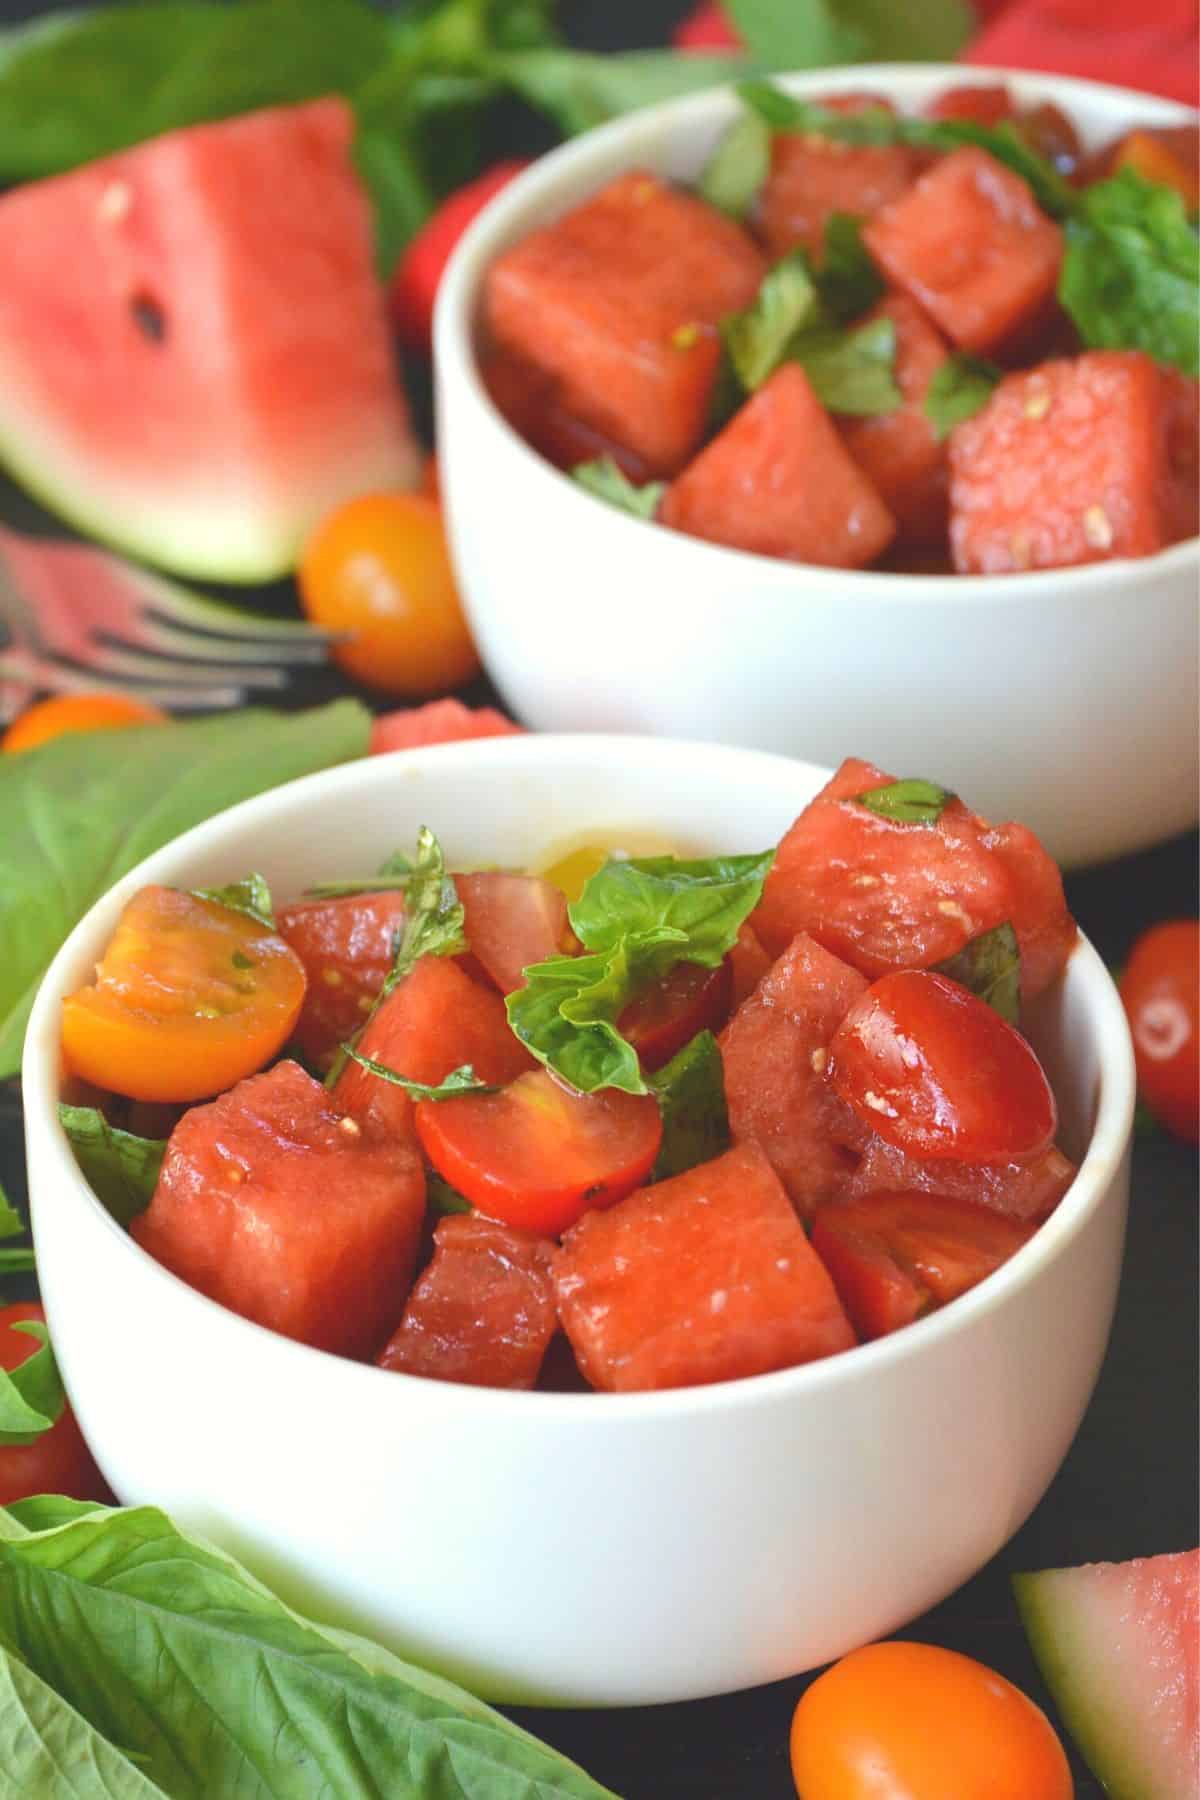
[24,733,1137,1424]
[435,61,1200,602]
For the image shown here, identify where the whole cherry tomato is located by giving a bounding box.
[62,885,307,1102]
[0,1304,108,1506]
[790,1640,1072,1800]
[298,493,481,697]
[391,160,531,353]
[2,692,166,754]
[1119,920,1199,1143]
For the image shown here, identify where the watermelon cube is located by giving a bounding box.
[277,891,404,1072]
[728,920,773,1008]
[950,351,1200,573]
[555,1143,855,1391]
[369,699,524,756]
[750,756,1077,1000]
[845,1134,1076,1224]
[0,99,418,582]
[331,953,534,1140]
[863,147,1063,355]
[378,1213,558,1389]
[660,364,896,567]
[481,345,656,482]
[484,171,767,476]
[841,292,952,544]
[719,932,868,1217]
[758,114,916,259]
[131,1060,426,1358]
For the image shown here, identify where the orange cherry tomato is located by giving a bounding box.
[2,692,167,753]
[298,492,481,697]
[62,885,307,1102]
[0,1303,108,1506]
[790,1641,1073,1800]
[1120,920,1199,1143]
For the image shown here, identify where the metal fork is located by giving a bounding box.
[0,524,334,723]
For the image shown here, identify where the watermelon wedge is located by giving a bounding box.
[1014,1548,1199,1800]
[0,98,419,582]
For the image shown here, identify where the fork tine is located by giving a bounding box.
[0,650,247,712]
[134,614,335,666]
[80,642,287,689]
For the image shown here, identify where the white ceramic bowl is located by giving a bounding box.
[436,66,1200,871]
[24,736,1134,1705]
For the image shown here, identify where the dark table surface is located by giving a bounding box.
[1,1,1197,1794]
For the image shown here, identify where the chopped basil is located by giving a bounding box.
[719,249,898,415]
[722,249,823,392]
[58,1104,166,1225]
[191,872,275,930]
[697,108,771,218]
[818,212,885,323]
[305,848,414,900]
[724,0,972,63]
[0,1321,65,1445]
[649,1030,730,1181]
[426,1173,474,1217]
[1059,169,1200,377]
[855,777,954,825]
[933,921,1021,1024]
[0,1178,23,1243]
[792,315,901,416]
[572,457,665,521]
[924,352,1001,440]
[341,1049,494,1103]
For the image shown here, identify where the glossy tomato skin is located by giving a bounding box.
[2,692,166,753]
[828,970,1056,1164]
[391,160,531,352]
[1120,920,1199,1142]
[0,1304,107,1506]
[619,958,734,1071]
[298,493,481,697]
[790,1640,1072,1800]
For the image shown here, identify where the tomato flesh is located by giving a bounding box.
[415,1068,663,1237]
[828,969,1056,1163]
[0,1303,108,1506]
[1120,919,1200,1143]
[455,871,577,995]
[61,885,307,1102]
[276,890,404,1070]
[619,958,733,1071]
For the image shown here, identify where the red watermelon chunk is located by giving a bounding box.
[131,1059,425,1358]
[378,1213,558,1389]
[949,352,1200,574]
[863,147,1063,356]
[369,699,524,756]
[481,345,657,482]
[758,111,917,259]
[484,171,767,476]
[277,891,404,1071]
[841,292,952,545]
[0,99,418,582]
[845,1133,1076,1224]
[554,1143,855,1392]
[331,953,534,1139]
[454,872,575,995]
[719,932,868,1218]
[750,756,1077,1001]
[728,920,773,1009]
[659,364,896,568]
[1015,1548,1200,1800]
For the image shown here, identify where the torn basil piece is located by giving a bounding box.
[0,1322,65,1446]
[791,315,901,416]
[818,212,885,323]
[855,778,954,825]
[649,1030,730,1181]
[192,871,274,929]
[924,352,1001,441]
[58,1104,166,1225]
[722,249,822,392]
[697,108,771,218]
[572,457,665,521]
[340,1051,495,1104]
[306,848,414,899]
[934,922,1021,1025]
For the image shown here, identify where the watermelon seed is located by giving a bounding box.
[129,291,168,343]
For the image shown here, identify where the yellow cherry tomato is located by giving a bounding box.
[298,492,480,697]
[2,692,167,753]
[790,1641,1073,1800]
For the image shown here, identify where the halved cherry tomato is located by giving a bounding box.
[811,1190,1037,1340]
[455,872,577,996]
[0,1304,108,1506]
[924,83,1014,126]
[1108,127,1200,207]
[828,970,1056,1164]
[1119,919,1199,1143]
[619,959,734,1071]
[298,493,481,697]
[415,1068,663,1237]
[790,1640,1072,1800]
[391,159,532,353]
[2,692,166,753]
[61,885,307,1102]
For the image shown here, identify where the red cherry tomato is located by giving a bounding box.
[0,1304,108,1506]
[672,1,741,49]
[828,970,1057,1164]
[391,160,532,353]
[924,84,1014,126]
[790,1640,1072,1800]
[415,1069,662,1237]
[1120,920,1199,1143]
[618,959,734,1071]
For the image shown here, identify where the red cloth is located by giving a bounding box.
[671,0,1198,106]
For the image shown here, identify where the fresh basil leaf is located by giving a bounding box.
[924,352,1001,440]
[305,848,414,899]
[725,0,972,63]
[0,700,370,1082]
[572,458,665,521]
[698,108,771,218]
[507,945,649,1095]
[0,1503,619,1799]
[57,1106,166,1226]
[826,0,973,61]
[792,315,901,415]
[0,1250,36,1276]
[494,48,751,137]
[1059,169,1200,377]
[426,1173,474,1218]
[649,1030,730,1181]
[722,250,823,392]
[855,777,954,825]
[191,872,274,930]
[0,1180,22,1244]
[818,212,885,322]
[353,123,438,278]
[0,1645,168,1800]
[571,852,776,961]
[933,922,1021,1024]
[0,1323,64,1447]
[342,1049,495,1103]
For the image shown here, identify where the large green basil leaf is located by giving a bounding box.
[0,1503,619,1799]
[57,1107,166,1227]
[0,1324,64,1447]
[492,47,751,136]
[724,0,972,62]
[1060,169,1200,377]
[569,852,776,959]
[0,700,370,1081]
[0,1645,168,1799]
